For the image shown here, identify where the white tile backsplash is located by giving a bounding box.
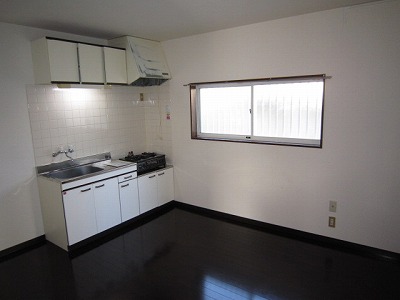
[26,84,172,166]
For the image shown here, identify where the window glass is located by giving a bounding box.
[253,81,323,140]
[199,86,251,136]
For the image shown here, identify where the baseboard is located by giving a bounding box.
[0,235,46,262]
[2,201,398,264]
[172,201,400,264]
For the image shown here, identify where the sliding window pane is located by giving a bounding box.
[199,86,251,135]
[253,81,323,140]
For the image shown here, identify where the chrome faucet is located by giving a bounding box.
[52,146,74,161]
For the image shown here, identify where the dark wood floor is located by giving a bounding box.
[1,208,399,299]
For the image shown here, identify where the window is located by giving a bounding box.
[190,75,325,147]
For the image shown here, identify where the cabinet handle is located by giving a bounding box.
[95,184,105,189]
[158,172,165,176]
[121,183,129,188]
[149,175,156,178]
[81,188,91,192]
[124,175,133,179]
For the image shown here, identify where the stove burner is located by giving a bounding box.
[122,152,166,175]
[124,152,156,162]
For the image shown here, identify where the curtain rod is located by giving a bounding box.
[184,74,331,86]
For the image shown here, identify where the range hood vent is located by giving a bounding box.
[108,36,171,86]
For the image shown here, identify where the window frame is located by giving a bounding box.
[190,74,326,148]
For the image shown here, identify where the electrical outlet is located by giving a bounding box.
[329,216,336,228]
[329,201,337,213]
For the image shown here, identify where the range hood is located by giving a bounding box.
[108,36,171,86]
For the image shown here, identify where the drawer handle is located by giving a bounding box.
[121,183,129,188]
[158,172,165,176]
[81,188,91,192]
[95,184,105,189]
[149,175,156,178]
[124,175,133,179]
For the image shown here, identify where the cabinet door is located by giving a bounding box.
[47,39,80,83]
[78,43,105,83]
[63,184,97,245]
[93,177,121,233]
[157,168,174,205]
[104,47,127,84]
[138,173,158,214]
[119,178,139,222]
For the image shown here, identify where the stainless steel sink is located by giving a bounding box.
[47,165,104,180]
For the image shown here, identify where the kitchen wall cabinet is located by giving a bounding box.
[93,177,121,232]
[63,184,98,245]
[118,173,139,222]
[32,37,80,84]
[31,37,127,85]
[138,167,174,214]
[104,47,128,84]
[78,43,105,84]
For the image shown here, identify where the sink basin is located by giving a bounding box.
[47,165,104,180]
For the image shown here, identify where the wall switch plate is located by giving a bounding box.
[329,201,337,213]
[329,216,336,228]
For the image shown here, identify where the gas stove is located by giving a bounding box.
[121,152,166,175]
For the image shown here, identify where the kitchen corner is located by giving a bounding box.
[24,34,175,252]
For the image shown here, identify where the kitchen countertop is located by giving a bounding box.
[36,152,136,185]
[39,160,136,184]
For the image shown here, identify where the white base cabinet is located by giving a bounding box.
[93,177,121,233]
[118,172,140,222]
[38,164,137,251]
[138,167,174,214]
[38,165,173,251]
[138,173,158,214]
[63,177,121,245]
[157,168,174,206]
[63,184,97,245]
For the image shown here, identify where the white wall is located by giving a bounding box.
[162,0,400,253]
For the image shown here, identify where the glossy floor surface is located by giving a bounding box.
[1,208,399,299]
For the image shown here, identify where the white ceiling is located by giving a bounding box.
[0,0,378,41]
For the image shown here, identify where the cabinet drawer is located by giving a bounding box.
[118,172,137,183]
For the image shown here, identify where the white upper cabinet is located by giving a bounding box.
[31,37,128,85]
[78,43,105,84]
[32,38,80,84]
[104,47,128,84]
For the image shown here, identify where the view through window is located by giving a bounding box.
[190,75,325,147]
